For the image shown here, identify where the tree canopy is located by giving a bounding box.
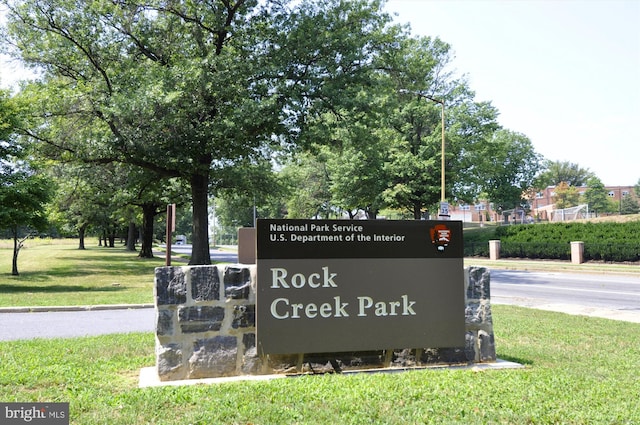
[3,0,585,256]
[2,0,405,263]
[535,160,594,189]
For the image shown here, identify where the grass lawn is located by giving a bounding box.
[0,305,638,424]
[1,237,639,423]
[0,238,163,307]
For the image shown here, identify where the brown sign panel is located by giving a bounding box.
[256,220,464,355]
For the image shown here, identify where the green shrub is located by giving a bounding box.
[464,220,640,262]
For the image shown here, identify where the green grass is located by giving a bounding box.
[0,238,163,307]
[1,237,639,423]
[1,305,638,424]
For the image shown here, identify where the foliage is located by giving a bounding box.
[1,306,638,424]
[268,35,531,221]
[493,221,640,261]
[552,181,580,209]
[582,176,614,216]
[620,195,639,215]
[379,36,454,219]
[464,129,541,211]
[535,160,594,188]
[3,0,401,264]
[0,87,52,275]
[279,152,334,219]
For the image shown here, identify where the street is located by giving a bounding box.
[490,269,640,322]
[161,245,238,263]
[1,269,639,341]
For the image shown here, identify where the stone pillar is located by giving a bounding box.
[154,264,259,381]
[238,228,256,264]
[489,240,501,260]
[571,241,584,264]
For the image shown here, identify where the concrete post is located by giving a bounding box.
[489,240,501,260]
[571,241,584,264]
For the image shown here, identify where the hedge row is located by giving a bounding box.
[463,221,640,262]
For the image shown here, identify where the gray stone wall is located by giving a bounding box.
[154,265,495,381]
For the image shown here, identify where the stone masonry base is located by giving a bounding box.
[154,265,495,381]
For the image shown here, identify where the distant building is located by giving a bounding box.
[531,185,637,220]
[447,184,637,223]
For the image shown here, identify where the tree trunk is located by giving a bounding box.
[11,227,20,276]
[78,224,87,250]
[413,202,422,220]
[126,221,137,251]
[189,172,211,265]
[138,203,157,259]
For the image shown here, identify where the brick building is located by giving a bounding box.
[447,184,637,223]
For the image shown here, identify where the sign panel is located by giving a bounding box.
[256,219,464,354]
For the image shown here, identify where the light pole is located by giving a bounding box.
[424,95,447,217]
[423,95,445,201]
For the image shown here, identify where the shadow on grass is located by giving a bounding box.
[497,353,534,366]
[0,284,126,294]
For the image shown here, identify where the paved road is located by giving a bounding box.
[161,245,238,263]
[0,307,155,341]
[490,269,640,323]
[2,269,639,342]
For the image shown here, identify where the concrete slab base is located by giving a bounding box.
[138,359,524,388]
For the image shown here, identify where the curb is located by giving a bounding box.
[0,304,154,314]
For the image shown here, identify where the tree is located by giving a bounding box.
[214,156,286,226]
[380,36,477,219]
[582,177,612,217]
[468,129,542,211]
[3,0,399,264]
[1,89,51,275]
[535,160,594,188]
[325,137,388,219]
[279,153,333,219]
[620,195,639,215]
[553,181,580,210]
[0,169,51,275]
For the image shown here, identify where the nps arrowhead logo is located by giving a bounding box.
[429,224,452,252]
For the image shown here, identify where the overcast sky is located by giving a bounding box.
[385,0,640,186]
[2,1,639,186]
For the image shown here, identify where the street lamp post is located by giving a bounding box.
[424,95,447,217]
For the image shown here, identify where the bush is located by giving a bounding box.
[464,220,640,262]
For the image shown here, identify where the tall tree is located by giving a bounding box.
[535,160,594,188]
[582,176,612,217]
[3,0,398,263]
[280,153,333,219]
[620,196,639,215]
[0,89,51,275]
[461,129,541,212]
[381,36,465,219]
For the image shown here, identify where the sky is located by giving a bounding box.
[2,0,639,185]
[385,0,640,186]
